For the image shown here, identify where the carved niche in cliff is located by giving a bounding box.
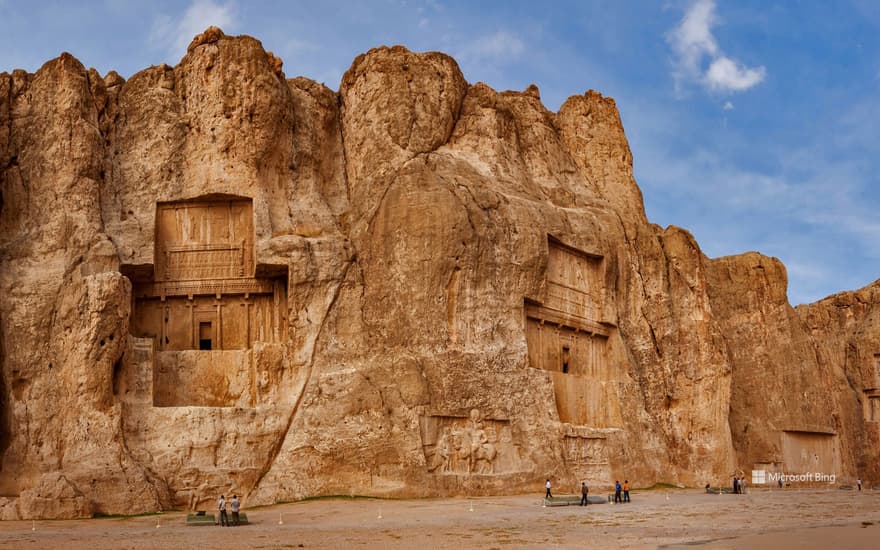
[866,394,880,423]
[781,430,840,476]
[874,354,880,386]
[525,237,620,427]
[561,425,618,483]
[124,196,288,407]
[861,354,880,423]
[420,409,523,475]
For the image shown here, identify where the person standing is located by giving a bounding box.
[580,482,589,506]
[614,480,622,503]
[230,494,241,526]
[733,476,739,494]
[545,479,552,499]
[623,480,630,502]
[217,494,229,526]
[857,479,862,491]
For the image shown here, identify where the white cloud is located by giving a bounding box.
[723,100,734,110]
[667,0,765,94]
[706,56,766,91]
[150,0,236,61]
[668,0,717,79]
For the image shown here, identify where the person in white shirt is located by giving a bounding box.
[230,494,241,525]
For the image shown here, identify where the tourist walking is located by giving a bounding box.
[580,482,589,506]
[857,479,862,491]
[614,480,622,503]
[623,480,630,502]
[217,494,229,526]
[545,479,552,499]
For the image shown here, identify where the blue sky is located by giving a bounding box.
[1,0,878,305]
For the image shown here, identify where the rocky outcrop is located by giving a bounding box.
[0,28,877,518]
[796,281,880,482]
[706,254,849,472]
[18,473,93,520]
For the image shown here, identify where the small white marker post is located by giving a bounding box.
[469,501,474,512]
[155,516,160,529]
[377,507,383,520]
[31,520,35,531]
[278,513,283,525]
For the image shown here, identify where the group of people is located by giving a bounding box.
[732,476,747,494]
[216,494,242,526]
[543,478,631,504]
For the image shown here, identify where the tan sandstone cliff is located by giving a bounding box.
[0,28,876,519]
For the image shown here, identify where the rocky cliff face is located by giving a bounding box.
[795,282,880,483]
[0,28,876,519]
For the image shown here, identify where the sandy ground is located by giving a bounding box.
[1,488,878,549]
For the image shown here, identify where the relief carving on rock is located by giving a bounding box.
[420,409,520,475]
[563,435,609,466]
[561,425,619,483]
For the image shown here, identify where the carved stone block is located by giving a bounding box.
[781,431,840,476]
[420,409,521,475]
[525,238,620,427]
[563,435,609,465]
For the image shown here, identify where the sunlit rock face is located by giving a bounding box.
[0,27,876,519]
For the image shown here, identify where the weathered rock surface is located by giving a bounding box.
[795,282,880,483]
[0,28,877,518]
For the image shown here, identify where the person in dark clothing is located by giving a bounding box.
[545,479,552,499]
[580,482,589,506]
[217,495,229,526]
[614,480,622,503]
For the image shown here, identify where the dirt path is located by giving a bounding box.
[1,488,878,549]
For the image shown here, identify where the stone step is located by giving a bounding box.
[543,495,606,506]
[185,512,249,525]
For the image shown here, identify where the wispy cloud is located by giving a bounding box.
[452,29,528,88]
[620,52,880,302]
[150,0,236,62]
[667,0,718,78]
[468,30,525,60]
[281,37,320,59]
[667,0,765,95]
